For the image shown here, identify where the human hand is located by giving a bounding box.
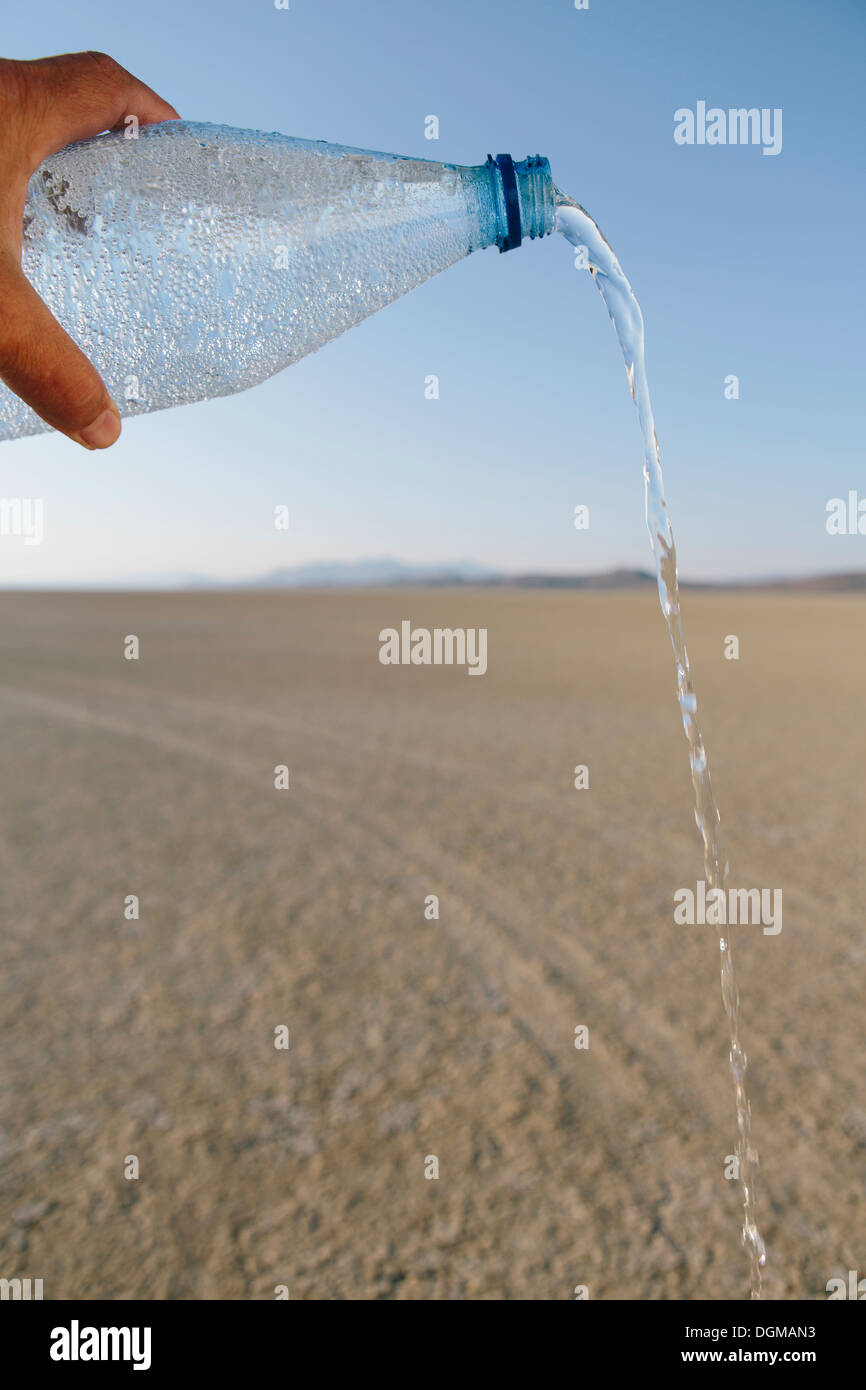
[0,52,179,448]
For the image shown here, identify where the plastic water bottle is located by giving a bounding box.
[0,122,555,441]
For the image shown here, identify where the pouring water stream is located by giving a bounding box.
[555,191,767,1298]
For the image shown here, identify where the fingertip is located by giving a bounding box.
[70,401,122,450]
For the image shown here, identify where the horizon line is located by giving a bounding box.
[2,563,866,595]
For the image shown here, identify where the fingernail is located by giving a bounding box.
[73,402,121,450]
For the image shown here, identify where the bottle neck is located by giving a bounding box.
[489,154,556,253]
[458,154,556,255]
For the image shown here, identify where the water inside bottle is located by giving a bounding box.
[0,123,481,442]
[555,191,767,1298]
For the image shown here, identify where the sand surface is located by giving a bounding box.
[0,588,862,1299]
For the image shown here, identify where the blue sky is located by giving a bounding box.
[1,0,864,584]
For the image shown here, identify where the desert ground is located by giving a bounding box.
[0,587,863,1300]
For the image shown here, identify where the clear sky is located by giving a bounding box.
[1,0,864,585]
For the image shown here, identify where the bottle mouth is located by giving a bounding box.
[488,153,555,252]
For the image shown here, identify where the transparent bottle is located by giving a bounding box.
[0,122,556,441]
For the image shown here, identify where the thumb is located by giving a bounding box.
[0,251,121,448]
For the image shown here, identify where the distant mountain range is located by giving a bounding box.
[243,557,496,588]
[178,559,866,593]
[14,560,866,593]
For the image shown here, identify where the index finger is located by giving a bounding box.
[16,51,180,167]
